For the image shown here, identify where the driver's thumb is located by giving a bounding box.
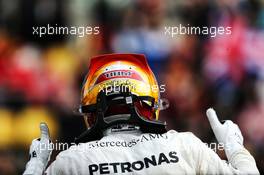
[206,108,222,129]
[40,122,50,141]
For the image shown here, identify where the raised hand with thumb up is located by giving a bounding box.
[206,108,244,159]
[23,122,53,175]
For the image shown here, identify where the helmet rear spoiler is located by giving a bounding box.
[89,53,151,74]
[85,53,156,87]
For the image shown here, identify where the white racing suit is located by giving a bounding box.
[44,129,259,175]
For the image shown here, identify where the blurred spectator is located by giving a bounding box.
[111,0,173,76]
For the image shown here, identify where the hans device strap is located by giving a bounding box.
[75,89,166,143]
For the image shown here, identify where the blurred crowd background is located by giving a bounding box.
[0,0,264,174]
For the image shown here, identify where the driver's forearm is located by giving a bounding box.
[23,159,45,175]
[228,148,259,175]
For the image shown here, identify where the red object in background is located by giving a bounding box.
[204,17,264,83]
[1,53,57,103]
[204,19,246,84]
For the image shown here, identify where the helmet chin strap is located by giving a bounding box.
[75,89,167,144]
